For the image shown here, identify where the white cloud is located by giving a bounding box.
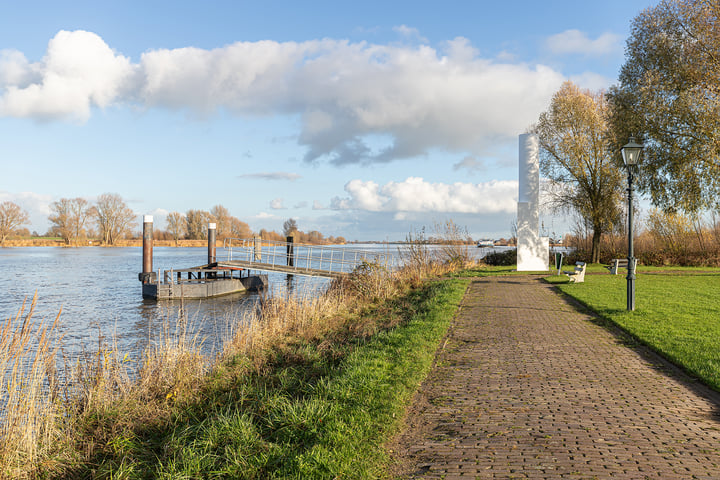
[0,30,567,164]
[393,25,429,43]
[0,50,39,87]
[545,30,621,57]
[237,172,301,181]
[331,177,517,214]
[312,200,326,210]
[0,30,133,121]
[269,198,286,209]
[453,155,486,173]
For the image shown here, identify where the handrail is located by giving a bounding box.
[221,238,388,276]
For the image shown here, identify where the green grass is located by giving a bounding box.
[546,269,720,391]
[64,279,469,479]
[451,265,546,277]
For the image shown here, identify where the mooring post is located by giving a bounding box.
[286,235,295,267]
[140,215,153,284]
[208,223,217,264]
[253,236,262,262]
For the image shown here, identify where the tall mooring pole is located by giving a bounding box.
[208,223,217,264]
[140,215,153,284]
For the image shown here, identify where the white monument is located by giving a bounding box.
[517,133,549,271]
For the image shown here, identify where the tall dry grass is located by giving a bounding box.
[1,227,473,478]
[0,294,64,479]
[566,210,720,267]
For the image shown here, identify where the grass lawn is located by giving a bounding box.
[546,267,720,391]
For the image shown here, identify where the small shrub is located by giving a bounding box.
[482,249,517,266]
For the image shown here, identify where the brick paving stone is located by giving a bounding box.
[391,276,720,479]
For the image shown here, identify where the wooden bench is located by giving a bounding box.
[563,262,586,283]
[606,258,636,275]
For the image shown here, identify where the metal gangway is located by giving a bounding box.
[219,238,389,278]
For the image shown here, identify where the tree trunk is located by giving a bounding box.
[591,229,602,263]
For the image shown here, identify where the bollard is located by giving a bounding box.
[286,235,295,267]
[208,223,217,264]
[140,215,153,284]
[253,236,262,262]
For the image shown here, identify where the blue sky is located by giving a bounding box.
[0,0,654,241]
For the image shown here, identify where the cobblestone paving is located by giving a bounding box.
[392,276,720,479]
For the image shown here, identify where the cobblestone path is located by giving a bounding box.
[391,276,720,479]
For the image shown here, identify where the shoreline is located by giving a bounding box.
[2,239,211,248]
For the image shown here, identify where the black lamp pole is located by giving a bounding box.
[621,137,643,311]
[626,167,635,311]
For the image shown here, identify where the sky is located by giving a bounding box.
[0,0,656,241]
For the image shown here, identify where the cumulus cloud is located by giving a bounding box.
[453,155,486,173]
[238,172,302,181]
[0,30,133,121]
[269,198,286,209]
[0,30,567,164]
[330,177,517,214]
[393,25,429,43]
[545,30,621,57]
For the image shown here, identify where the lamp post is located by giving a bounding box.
[621,137,643,311]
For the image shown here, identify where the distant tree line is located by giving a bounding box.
[0,198,345,247]
[159,209,345,246]
[46,193,136,245]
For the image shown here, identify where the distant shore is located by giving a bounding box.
[2,238,211,248]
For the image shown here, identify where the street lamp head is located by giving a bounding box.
[621,136,643,168]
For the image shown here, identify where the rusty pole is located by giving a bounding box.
[208,222,217,264]
[141,215,153,284]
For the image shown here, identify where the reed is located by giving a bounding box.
[0,294,64,479]
[2,229,472,478]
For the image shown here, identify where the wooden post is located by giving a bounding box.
[286,235,295,267]
[253,236,262,261]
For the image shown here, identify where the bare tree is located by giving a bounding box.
[283,218,298,237]
[165,211,186,246]
[48,197,92,245]
[70,198,93,242]
[210,205,231,239]
[95,193,136,245]
[230,217,253,239]
[0,201,30,246]
[185,210,210,239]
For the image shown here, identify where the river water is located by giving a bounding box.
[0,244,506,360]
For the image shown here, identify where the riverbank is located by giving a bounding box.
[1,245,471,479]
[2,238,210,247]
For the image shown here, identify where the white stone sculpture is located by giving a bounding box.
[517,133,549,271]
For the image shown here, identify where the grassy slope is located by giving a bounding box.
[68,279,469,479]
[546,269,720,391]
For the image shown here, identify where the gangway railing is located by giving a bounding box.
[221,238,388,278]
